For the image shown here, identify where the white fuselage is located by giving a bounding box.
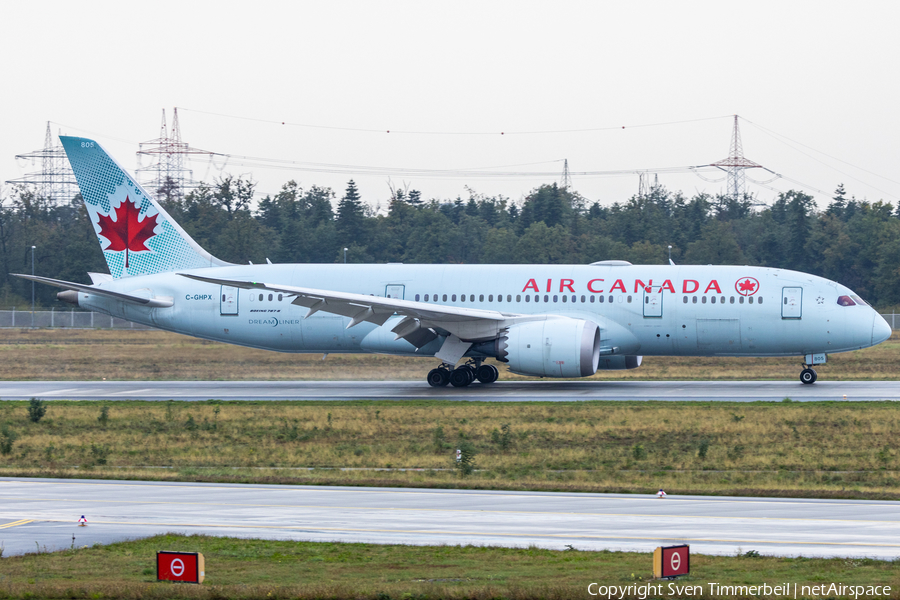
[74,263,890,360]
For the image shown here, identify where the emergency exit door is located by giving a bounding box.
[782,287,802,319]
[385,284,405,299]
[643,286,662,318]
[220,286,239,315]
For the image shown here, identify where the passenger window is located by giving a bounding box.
[259,293,264,301]
[702,296,707,304]
[581,295,586,303]
[608,295,613,303]
[721,296,725,304]
[758,297,763,304]
[424,294,429,301]
[711,296,716,304]
[268,294,273,301]
[479,294,484,302]
[749,297,754,304]
[461,294,466,302]
[590,296,595,303]
[452,294,457,302]
[683,296,688,304]
[555,295,560,302]
[442,294,448,302]
[627,295,632,303]
[692,296,697,304]
[739,296,744,304]
[730,296,735,304]
[599,295,605,303]
[525,295,530,303]
[513,295,518,302]
[544,295,549,302]
[572,295,576,302]
[468,295,473,302]
[488,295,493,302]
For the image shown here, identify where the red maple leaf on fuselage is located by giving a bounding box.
[96,196,158,268]
[738,279,757,293]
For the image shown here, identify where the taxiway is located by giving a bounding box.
[0,478,897,559]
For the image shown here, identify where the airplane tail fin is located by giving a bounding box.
[60,136,230,278]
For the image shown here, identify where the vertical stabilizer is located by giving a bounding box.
[59,136,229,278]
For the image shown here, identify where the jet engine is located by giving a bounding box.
[477,318,601,378]
[596,355,642,370]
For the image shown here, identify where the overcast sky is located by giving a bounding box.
[2,1,898,210]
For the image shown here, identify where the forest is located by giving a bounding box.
[2,177,899,309]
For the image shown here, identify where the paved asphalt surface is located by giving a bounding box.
[1,478,898,559]
[1,380,900,401]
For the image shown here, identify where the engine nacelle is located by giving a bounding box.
[498,318,600,378]
[596,355,643,370]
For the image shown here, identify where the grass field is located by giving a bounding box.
[0,328,898,381]
[1,534,897,599]
[2,400,899,498]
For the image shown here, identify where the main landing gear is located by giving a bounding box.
[800,366,818,385]
[427,360,499,387]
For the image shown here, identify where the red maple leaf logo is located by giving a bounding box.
[96,196,158,268]
[735,277,759,296]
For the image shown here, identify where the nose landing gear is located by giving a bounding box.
[426,360,499,387]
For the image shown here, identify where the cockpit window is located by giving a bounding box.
[850,294,869,306]
[837,295,856,307]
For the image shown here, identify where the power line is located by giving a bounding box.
[742,118,899,201]
[177,107,734,136]
[189,152,713,181]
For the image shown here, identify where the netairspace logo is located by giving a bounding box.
[586,582,892,599]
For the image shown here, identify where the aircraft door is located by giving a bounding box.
[782,287,802,319]
[643,286,662,318]
[220,286,239,315]
[385,284,405,299]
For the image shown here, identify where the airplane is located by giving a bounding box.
[13,136,892,388]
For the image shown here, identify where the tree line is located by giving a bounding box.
[2,178,899,309]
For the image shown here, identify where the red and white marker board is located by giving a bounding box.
[157,551,205,583]
[653,544,689,578]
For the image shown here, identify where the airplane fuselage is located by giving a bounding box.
[73,263,887,361]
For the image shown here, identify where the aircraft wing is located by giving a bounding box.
[179,273,551,361]
[11,274,174,308]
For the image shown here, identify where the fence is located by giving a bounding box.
[882,314,900,330]
[2,309,900,331]
[0,309,152,329]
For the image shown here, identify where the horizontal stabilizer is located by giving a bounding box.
[11,274,173,308]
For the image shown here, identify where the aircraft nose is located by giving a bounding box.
[873,312,892,345]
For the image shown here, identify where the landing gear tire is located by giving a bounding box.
[427,368,451,387]
[476,364,499,384]
[449,366,474,387]
[800,368,817,385]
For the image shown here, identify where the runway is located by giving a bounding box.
[1,478,897,559]
[0,380,899,401]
